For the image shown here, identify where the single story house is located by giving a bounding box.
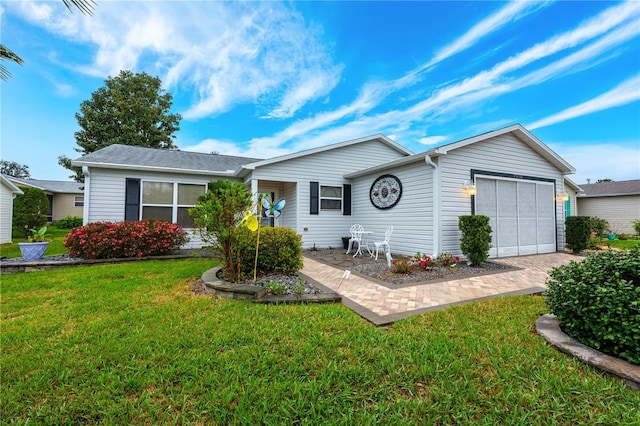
[72,124,576,259]
[1,175,24,244]
[576,179,640,235]
[5,177,84,223]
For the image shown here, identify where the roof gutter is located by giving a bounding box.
[424,155,440,257]
[71,162,238,177]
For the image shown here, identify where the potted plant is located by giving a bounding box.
[18,226,53,261]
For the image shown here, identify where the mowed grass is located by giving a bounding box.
[609,238,640,250]
[2,259,639,425]
[1,226,71,259]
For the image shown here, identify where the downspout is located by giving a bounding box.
[82,166,90,225]
[424,155,439,257]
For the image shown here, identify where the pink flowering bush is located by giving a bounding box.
[64,220,188,259]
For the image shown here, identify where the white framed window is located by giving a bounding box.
[141,181,205,227]
[320,185,342,211]
[74,196,84,207]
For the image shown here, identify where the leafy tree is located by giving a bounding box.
[12,186,50,237]
[1,1,95,80]
[1,160,31,178]
[189,180,253,283]
[58,70,182,182]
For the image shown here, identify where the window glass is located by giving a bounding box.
[321,199,341,210]
[320,185,342,210]
[177,207,195,227]
[321,186,342,198]
[142,206,173,222]
[178,184,205,205]
[74,196,84,207]
[143,182,173,204]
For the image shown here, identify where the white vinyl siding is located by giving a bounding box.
[1,183,16,244]
[250,140,408,249]
[84,168,238,248]
[436,133,565,257]
[576,195,640,235]
[351,161,434,257]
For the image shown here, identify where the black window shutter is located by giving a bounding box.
[310,181,319,215]
[343,184,351,216]
[125,178,141,221]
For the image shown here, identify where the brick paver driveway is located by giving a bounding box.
[302,252,579,325]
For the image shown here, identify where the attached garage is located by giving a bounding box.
[475,175,556,257]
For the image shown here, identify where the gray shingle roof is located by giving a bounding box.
[4,175,83,194]
[72,144,262,174]
[577,179,640,197]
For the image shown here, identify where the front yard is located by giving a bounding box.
[2,259,638,424]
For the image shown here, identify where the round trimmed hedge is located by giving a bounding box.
[545,247,640,364]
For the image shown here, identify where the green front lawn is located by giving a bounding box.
[1,226,70,258]
[2,259,638,424]
[608,238,640,250]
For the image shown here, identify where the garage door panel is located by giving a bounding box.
[475,177,556,258]
[518,183,537,218]
[519,218,538,245]
[476,179,496,216]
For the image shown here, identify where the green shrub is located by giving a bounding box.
[632,219,640,236]
[459,215,492,266]
[56,216,83,229]
[587,235,603,250]
[189,180,252,282]
[64,220,188,259]
[589,216,609,238]
[545,247,640,364]
[12,186,50,237]
[565,216,591,253]
[235,226,303,280]
[617,233,630,241]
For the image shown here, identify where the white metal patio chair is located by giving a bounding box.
[346,224,364,257]
[372,225,393,267]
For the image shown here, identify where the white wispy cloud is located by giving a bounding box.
[10,1,342,120]
[425,0,550,68]
[529,74,640,130]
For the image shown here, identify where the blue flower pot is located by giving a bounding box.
[607,234,616,240]
[18,242,49,261]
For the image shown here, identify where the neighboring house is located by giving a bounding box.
[5,176,84,223]
[1,175,24,244]
[72,124,576,258]
[576,179,640,235]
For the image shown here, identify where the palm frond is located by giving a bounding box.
[0,45,24,81]
[62,0,96,15]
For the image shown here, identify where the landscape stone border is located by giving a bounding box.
[201,267,342,305]
[536,314,640,390]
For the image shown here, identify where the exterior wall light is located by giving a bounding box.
[463,180,477,196]
[555,192,569,202]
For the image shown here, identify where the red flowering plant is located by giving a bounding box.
[414,252,437,270]
[64,220,188,259]
[391,258,414,274]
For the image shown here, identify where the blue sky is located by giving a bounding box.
[2,0,639,184]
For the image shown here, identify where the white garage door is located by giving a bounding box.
[475,177,556,257]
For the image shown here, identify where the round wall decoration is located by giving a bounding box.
[370,174,402,209]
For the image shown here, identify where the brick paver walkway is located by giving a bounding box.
[302,252,579,325]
